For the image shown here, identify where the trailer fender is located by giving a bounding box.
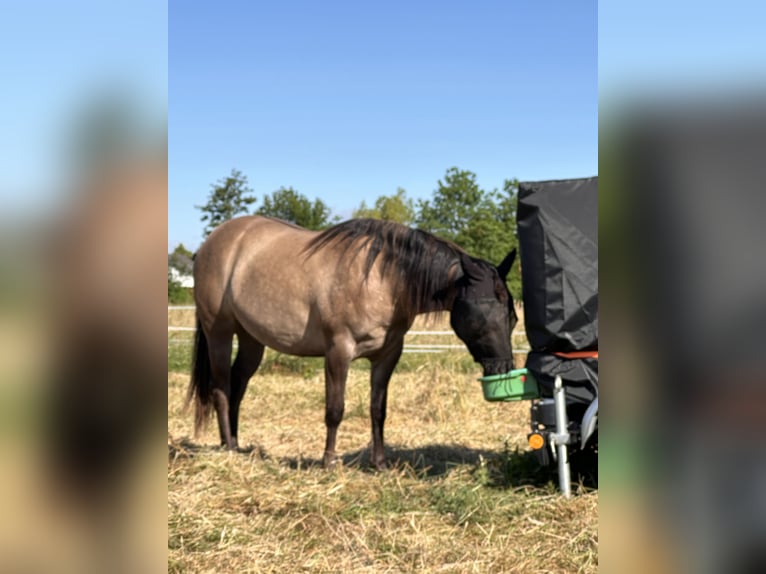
[580,397,598,449]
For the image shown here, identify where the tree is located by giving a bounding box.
[168,243,194,277]
[256,186,334,230]
[196,169,255,238]
[416,168,484,240]
[168,243,195,304]
[353,187,415,226]
[416,168,521,298]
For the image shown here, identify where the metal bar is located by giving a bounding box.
[402,344,465,349]
[401,349,446,354]
[554,375,572,497]
[406,330,528,336]
[167,310,526,334]
[167,325,527,338]
[165,335,530,354]
[406,330,455,335]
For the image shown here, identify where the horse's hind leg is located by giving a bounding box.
[205,328,237,449]
[229,328,265,449]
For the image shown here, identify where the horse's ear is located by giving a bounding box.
[460,252,484,281]
[449,259,464,283]
[496,248,516,281]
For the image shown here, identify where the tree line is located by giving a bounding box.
[169,167,521,301]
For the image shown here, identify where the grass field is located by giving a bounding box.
[168,310,597,573]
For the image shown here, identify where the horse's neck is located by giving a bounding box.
[377,235,461,321]
[414,252,461,316]
[429,282,459,314]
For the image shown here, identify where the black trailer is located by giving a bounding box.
[479,177,598,495]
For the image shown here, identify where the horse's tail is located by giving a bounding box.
[186,317,213,435]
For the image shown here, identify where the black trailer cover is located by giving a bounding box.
[518,177,598,401]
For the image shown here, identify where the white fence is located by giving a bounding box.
[168,306,530,354]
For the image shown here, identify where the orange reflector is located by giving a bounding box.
[528,433,545,450]
[553,350,599,360]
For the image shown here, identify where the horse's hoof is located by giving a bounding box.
[372,459,389,472]
[323,453,340,469]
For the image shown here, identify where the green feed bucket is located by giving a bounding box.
[479,368,540,402]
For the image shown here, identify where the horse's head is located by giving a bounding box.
[450,249,517,376]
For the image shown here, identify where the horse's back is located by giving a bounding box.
[194,216,406,357]
[194,217,312,317]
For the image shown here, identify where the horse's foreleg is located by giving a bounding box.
[323,347,350,468]
[370,341,404,470]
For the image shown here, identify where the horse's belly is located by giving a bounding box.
[235,308,326,357]
[264,334,325,357]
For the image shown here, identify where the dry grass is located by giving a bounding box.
[168,324,597,573]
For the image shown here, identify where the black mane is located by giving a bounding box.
[304,219,463,316]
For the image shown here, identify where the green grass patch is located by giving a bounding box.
[168,335,480,377]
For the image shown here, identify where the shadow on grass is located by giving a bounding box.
[167,437,267,461]
[171,437,596,491]
[279,443,579,489]
[282,444,499,477]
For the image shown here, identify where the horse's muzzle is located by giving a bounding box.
[480,357,513,376]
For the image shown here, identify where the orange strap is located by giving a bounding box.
[552,350,598,360]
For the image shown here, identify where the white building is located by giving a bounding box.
[169,267,194,288]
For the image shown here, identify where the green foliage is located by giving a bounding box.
[416,168,521,298]
[257,186,335,230]
[416,168,483,239]
[167,338,480,377]
[353,187,415,225]
[168,243,195,304]
[167,281,193,304]
[168,243,193,276]
[189,166,525,296]
[196,169,256,237]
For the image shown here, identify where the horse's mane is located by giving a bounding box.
[304,219,463,316]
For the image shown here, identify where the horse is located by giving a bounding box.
[187,216,517,469]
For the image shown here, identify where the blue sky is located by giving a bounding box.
[4,1,762,253]
[0,0,166,214]
[599,2,766,105]
[169,1,597,250]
